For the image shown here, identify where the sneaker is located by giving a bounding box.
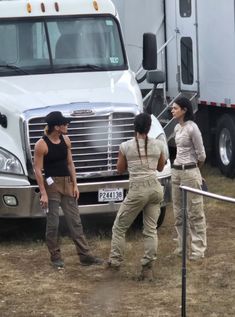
[80,255,104,266]
[189,253,204,261]
[51,259,64,269]
[138,263,154,282]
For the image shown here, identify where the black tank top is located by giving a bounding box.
[43,134,70,177]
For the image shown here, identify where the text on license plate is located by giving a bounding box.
[98,188,124,202]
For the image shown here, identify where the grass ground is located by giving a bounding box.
[0,164,235,316]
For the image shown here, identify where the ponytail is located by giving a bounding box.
[135,133,149,165]
[44,124,54,135]
[135,133,142,164]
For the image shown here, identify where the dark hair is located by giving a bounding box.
[174,96,194,122]
[134,113,151,164]
[134,113,152,134]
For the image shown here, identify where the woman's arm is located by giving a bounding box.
[33,139,48,208]
[117,150,127,174]
[157,153,165,172]
[191,124,206,167]
[64,135,80,199]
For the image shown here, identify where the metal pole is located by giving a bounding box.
[179,184,235,316]
[181,188,187,317]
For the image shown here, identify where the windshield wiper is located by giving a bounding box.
[54,64,106,71]
[0,64,29,75]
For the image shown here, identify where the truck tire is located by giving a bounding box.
[157,207,166,228]
[216,114,235,177]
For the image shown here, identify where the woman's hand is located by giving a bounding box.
[40,192,48,209]
[197,160,204,169]
[73,184,80,200]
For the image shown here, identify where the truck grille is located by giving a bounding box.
[28,112,135,178]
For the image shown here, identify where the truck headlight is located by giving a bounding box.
[0,148,24,175]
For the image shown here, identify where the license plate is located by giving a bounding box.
[98,188,124,202]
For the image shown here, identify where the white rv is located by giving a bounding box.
[115,0,235,177]
[0,0,171,221]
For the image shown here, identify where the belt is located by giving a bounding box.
[172,164,197,170]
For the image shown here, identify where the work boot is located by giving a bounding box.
[189,253,204,261]
[173,248,182,257]
[80,254,103,266]
[105,260,120,272]
[138,262,154,282]
[51,259,65,269]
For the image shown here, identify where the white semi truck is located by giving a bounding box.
[114,0,235,177]
[0,0,171,220]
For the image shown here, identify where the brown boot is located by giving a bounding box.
[80,254,103,266]
[138,262,154,282]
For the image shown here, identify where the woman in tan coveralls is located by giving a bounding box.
[107,113,165,280]
[171,96,207,260]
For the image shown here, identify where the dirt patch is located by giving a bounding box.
[0,165,235,317]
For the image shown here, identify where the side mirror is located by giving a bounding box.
[143,33,157,70]
[146,70,165,85]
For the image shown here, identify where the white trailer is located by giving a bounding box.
[112,0,166,78]
[115,0,235,177]
[165,0,235,177]
[0,0,171,221]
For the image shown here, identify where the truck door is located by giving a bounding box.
[176,0,198,92]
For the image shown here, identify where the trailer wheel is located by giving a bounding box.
[157,206,166,228]
[216,114,235,177]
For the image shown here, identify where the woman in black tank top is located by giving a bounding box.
[43,134,70,178]
[34,111,103,268]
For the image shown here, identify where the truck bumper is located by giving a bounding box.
[0,176,171,218]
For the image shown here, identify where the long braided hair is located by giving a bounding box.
[134,113,152,164]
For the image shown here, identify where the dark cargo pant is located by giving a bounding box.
[44,176,90,261]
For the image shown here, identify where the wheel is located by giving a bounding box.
[216,114,235,177]
[157,206,166,229]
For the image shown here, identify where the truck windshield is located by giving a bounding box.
[0,16,127,76]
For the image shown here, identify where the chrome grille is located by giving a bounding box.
[28,112,135,178]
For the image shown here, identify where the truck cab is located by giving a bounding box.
[0,0,171,218]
